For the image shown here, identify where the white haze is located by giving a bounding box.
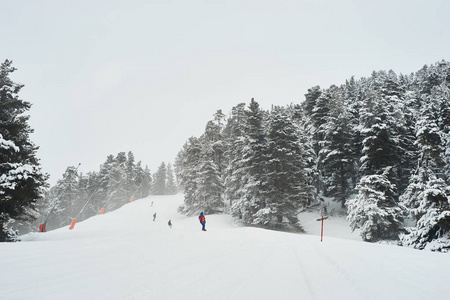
[2,0,450,184]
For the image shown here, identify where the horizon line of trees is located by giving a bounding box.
[34,156,178,231]
[2,58,449,252]
[1,57,180,240]
[175,60,450,252]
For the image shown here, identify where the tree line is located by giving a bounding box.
[0,59,178,241]
[2,58,449,251]
[35,157,178,231]
[175,61,450,251]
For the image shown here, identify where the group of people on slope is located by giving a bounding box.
[152,201,206,231]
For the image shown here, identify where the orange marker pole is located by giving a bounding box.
[69,218,77,230]
[100,208,104,214]
[321,216,324,242]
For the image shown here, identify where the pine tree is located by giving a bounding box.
[83,171,103,217]
[45,166,80,228]
[97,155,115,211]
[177,137,202,215]
[320,92,356,207]
[291,106,320,206]
[0,60,48,241]
[400,82,450,251]
[257,107,310,231]
[347,167,403,242]
[230,99,268,225]
[107,152,128,208]
[345,77,364,189]
[310,88,332,158]
[196,143,224,213]
[133,162,151,198]
[165,163,178,195]
[400,168,450,252]
[126,151,137,197]
[223,103,246,207]
[347,76,404,241]
[153,162,167,195]
[303,86,322,116]
[381,70,417,194]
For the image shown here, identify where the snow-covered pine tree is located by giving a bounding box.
[83,171,103,217]
[107,152,128,209]
[320,89,356,208]
[223,103,247,207]
[0,60,48,241]
[125,151,137,197]
[310,88,332,159]
[345,77,364,189]
[400,168,450,252]
[131,162,151,198]
[165,163,178,195]
[347,76,404,241]
[152,162,167,195]
[230,99,268,225]
[257,107,310,231]
[46,166,80,228]
[303,86,322,116]
[142,165,152,197]
[97,154,115,211]
[400,80,450,252]
[288,104,320,206]
[174,150,185,190]
[202,111,226,198]
[431,83,450,184]
[196,143,224,214]
[380,70,417,195]
[177,137,202,215]
[75,171,90,221]
[347,167,403,242]
[210,109,227,178]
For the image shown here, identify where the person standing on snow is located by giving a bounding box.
[199,211,206,231]
[153,213,156,221]
[168,220,172,228]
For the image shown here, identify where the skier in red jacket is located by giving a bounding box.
[199,212,206,231]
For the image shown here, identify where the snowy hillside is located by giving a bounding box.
[1,194,449,300]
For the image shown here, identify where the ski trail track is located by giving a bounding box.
[5,194,450,300]
[226,234,317,300]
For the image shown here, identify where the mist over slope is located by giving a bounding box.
[1,194,448,300]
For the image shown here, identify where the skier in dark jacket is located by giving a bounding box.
[199,212,206,231]
[168,220,172,228]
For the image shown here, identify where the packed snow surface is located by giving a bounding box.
[1,194,449,300]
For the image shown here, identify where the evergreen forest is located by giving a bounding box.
[175,60,450,252]
[1,58,450,252]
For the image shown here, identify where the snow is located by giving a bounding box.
[1,194,449,300]
[0,134,19,152]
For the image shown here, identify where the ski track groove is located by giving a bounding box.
[308,241,372,300]
[227,245,278,300]
[289,243,317,300]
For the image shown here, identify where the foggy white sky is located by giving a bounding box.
[2,0,450,185]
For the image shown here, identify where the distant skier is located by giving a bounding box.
[199,211,206,231]
[153,213,156,221]
[151,201,154,207]
[168,220,172,228]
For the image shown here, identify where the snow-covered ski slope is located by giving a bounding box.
[1,194,449,300]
